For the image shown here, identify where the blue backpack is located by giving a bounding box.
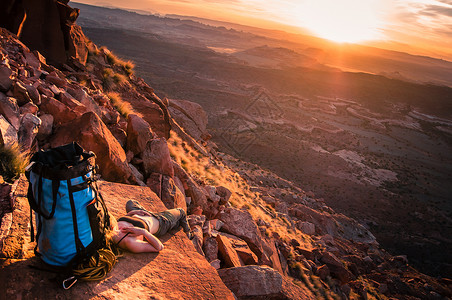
[26,142,111,287]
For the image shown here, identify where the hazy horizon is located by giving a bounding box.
[75,0,452,61]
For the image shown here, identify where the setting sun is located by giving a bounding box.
[293,0,384,43]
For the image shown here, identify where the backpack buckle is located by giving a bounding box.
[62,276,77,290]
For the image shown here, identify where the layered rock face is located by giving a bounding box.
[0,0,88,66]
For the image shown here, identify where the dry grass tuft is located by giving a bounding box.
[0,143,29,183]
[106,92,134,118]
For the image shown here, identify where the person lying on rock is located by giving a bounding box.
[109,200,191,253]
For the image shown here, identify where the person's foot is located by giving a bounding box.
[178,209,191,233]
[125,200,148,213]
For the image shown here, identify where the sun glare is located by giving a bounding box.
[294,0,383,43]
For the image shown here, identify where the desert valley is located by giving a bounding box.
[74,2,452,278]
[1,1,452,299]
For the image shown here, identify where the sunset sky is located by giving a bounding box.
[76,0,452,60]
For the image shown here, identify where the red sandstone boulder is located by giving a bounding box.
[297,221,316,235]
[108,124,127,148]
[126,114,155,156]
[0,115,18,147]
[39,96,78,124]
[12,81,31,106]
[51,112,135,184]
[218,207,264,259]
[23,83,40,105]
[316,264,330,280]
[203,236,219,262]
[216,186,232,205]
[218,265,315,299]
[19,102,38,115]
[0,94,20,130]
[261,238,286,274]
[142,138,174,177]
[17,113,41,150]
[221,233,258,265]
[0,0,88,66]
[36,114,53,141]
[169,99,208,141]
[161,176,187,210]
[217,234,243,268]
[321,251,353,283]
[66,85,102,117]
[23,51,41,69]
[0,65,13,92]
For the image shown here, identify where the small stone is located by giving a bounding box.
[18,113,41,150]
[19,102,38,115]
[36,114,53,141]
[0,65,13,92]
[0,115,18,147]
[12,81,31,106]
[0,94,20,130]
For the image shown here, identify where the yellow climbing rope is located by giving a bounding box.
[72,248,119,281]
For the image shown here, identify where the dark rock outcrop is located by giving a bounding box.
[0,0,88,66]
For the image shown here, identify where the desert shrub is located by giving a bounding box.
[0,144,29,182]
[102,68,115,90]
[112,73,128,86]
[102,48,135,76]
[106,92,134,118]
[104,49,120,66]
[102,68,129,91]
[122,60,135,76]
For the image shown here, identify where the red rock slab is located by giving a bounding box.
[216,234,243,268]
[218,265,315,299]
[0,179,235,299]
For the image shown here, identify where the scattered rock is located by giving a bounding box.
[19,102,38,115]
[217,234,243,268]
[0,65,13,92]
[23,84,40,105]
[218,265,314,299]
[0,94,20,130]
[36,114,53,141]
[142,138,174,177]
[203,236,219,262]
[39,96,78,124]
[0,115,18,147]
[316,264,330,280]
[17,113,41,150]
[218,207,264,259]
[128,163,145,186]
[216,186,232,205]
[210,259,221,270]
[191,225,204,256]
[169,99,208,141]
[126,114,155,156]
[208,219,224,231]
[160,176,187,210]
[297,221,316,235]
[12,81,31,106]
